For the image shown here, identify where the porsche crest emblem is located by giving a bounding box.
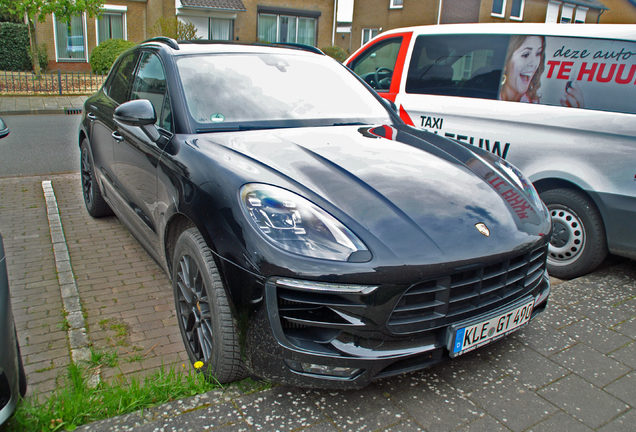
[475,223,490,237]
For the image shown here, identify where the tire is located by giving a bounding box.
[540,188,608,280]
[172,228,246,384]
[80,139,112,217]
[16,337,26,398]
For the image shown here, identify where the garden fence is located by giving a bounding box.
[0,69,106,95]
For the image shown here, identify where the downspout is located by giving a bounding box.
[437,0,443,24]
[596,8,605,23]
[332,0,337,45]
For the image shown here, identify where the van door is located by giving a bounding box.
[347,32,413,104]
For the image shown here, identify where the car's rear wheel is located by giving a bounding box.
[541,188,607,280]
[172,228,246,384]
[80,139,112,217]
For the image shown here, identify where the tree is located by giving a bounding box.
[0,0,104,75]
[148,17,200,41]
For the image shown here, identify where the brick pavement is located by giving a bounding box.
[0,96,87,116]
[1,172,635,431]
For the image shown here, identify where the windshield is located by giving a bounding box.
[176,52,392,131]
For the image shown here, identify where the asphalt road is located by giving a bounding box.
[0,114,81,177]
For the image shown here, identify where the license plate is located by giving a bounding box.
[448,298,534,357]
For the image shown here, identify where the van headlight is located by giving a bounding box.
[240,184,370,262]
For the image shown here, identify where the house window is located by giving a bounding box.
[574,6,588,23]
[560,3,574,22]
[362,28,379,45]
[390,0,404,9]
[97,11,126,45]
[54,14,86,61]
[491,0,507,17]
[210,18,233,40]
[510,0,525,20]
[258,13,317,46]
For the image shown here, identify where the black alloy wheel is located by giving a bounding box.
[541,188,607,280]
[173,228,246,384]
[80,139,112,217]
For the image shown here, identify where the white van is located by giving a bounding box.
[346,23,636,279]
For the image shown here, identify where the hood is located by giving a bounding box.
[195,125,549,265]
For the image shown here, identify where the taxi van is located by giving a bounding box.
[346,23,636,279]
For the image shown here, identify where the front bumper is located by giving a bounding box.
[244,244,551,389]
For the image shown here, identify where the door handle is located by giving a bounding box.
[111,131,124,142]
[87,112,97,121]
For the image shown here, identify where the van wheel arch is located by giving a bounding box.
[533,181,608,279]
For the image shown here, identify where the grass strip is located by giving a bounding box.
[5,362,220,431]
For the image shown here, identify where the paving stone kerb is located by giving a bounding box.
[1,173,635,431]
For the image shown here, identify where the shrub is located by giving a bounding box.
[0,22,32,71]
[321,45,349,63]
[90,39,137,74]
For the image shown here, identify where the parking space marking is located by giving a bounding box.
[42,180,99,384]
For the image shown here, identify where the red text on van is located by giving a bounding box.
[547,61,636,84]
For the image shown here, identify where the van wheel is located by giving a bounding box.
[540,188,607,280]
[172,228,246,384]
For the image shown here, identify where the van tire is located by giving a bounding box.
[540,188,607,280]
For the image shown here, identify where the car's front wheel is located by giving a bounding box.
[541,188,607,280]
[80,139,112,217]
[172,228,246,384]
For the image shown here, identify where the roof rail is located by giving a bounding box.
[142,36,179,50]
[254,42,324,55]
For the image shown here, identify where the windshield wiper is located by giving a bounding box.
[328,122,370,127]
[197,124,295,133]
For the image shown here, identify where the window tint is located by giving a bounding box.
[351,37,402,91]
[405,34,509,100]
[109,53,138,105]
[132,52,171,131]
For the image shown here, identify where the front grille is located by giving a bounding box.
[388,245,547,334]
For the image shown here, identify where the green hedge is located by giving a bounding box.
[0,22,33,71]
[90,39,137,74]
[321,45,349,63]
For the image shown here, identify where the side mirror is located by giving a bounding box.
[114,99,160,142]
[0,117,9,139]
[380,98,398,114]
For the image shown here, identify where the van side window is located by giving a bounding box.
[350,37,403,91]
[406,35,509,100]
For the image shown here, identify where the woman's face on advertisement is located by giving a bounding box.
[508,36,543,95]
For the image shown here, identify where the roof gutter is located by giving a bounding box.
[177,5,246,12]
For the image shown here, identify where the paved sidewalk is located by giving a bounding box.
[1,172,635,431]
[0,95,88,116]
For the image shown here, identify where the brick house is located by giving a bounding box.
[35,0,337,71]
[340,0,635,53]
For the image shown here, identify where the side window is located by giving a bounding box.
[131,52,172,132]
[162,91,173,132]
[405,34,509,100]
[351,37,403,91]
[108,52,138,105]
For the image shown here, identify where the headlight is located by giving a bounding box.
[494,159,543,210]
[240,184,370,262]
